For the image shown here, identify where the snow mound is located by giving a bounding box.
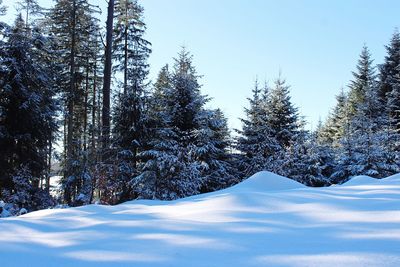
[384,173,400,183]
[230,171,305,192]
[342,175,379,186]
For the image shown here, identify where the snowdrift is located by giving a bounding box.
[1,172,400,267]
[229,171,306,192]
[340,175,379,186]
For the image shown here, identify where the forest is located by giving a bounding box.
[0,0,399,217]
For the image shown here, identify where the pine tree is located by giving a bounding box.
[346,85,395,178]
[107,0,152,204]
[347,45,376,116]
[0,16,58,211]
[133,49,229,200]
[281,131,334,186]
[265,75,301,149]
[49,0,101,205]
[379,30,400,103]
[236,80,279,177]
[318,89,348,145]
[199,109,238,192]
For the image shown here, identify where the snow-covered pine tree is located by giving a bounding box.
[49,0,101,205]
[318,89,348,146]
[236,79,279,177]
[195,109,238,193]
[346,84,398,178]
[134,48,231,200]
[262,75,317,182]
[378,30,400,103]
[347,45,376,116]
[281,131,334,186]
[265,75,301,150]
[0,15,58,212]
[330,46,392,182]
[110,0,152,204]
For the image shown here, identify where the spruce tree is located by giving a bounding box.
[49,0,101,205]
[379,30,400,103]
[318,89,348,145]
[0,16,58,211]
[236,80,279,177]
[265,76,300,149]
[196,109,238,193]
[347,45,376,116]
[281,131,334,186]
[134,49,231,200]
[110,0,152,203]
[346,85,395,178]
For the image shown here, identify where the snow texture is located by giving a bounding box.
[1,172,400,267]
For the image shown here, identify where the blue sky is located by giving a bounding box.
[2,0,400,131]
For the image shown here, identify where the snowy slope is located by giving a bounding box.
[1,172,400,267]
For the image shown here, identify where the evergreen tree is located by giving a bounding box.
[134,49,232,200]
[265,75,301,149]
[379,30,400,103]
[345,85,396,178]
[196,109,238,192]
[110,0,152,204]
[0,16,58,211]
[347,45,376,116]
[236,80,279,177]
[280,131,334,186]
[49,0,101,205]
[386,68,400,133]
[318,89,348,145]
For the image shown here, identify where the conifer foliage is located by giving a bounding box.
[0,16,58,212]
[134,49,236,200]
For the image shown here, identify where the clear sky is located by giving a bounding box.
[2,0,400,131]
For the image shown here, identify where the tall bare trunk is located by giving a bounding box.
[101,0,115,155]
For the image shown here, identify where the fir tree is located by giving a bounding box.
[110,0,152,204]
[196,109,238,192]
[318,89,348,145]
[236,80,279,177]
[0,16,58,211]
[280,131,334,186]
[347,45,376,116]
[379,30,400,103]
[49,0,101,205]
[133,49,230,200]
[265,75,301,149]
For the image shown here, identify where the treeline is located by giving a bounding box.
[238,43,400,186]
[0,0,399,215]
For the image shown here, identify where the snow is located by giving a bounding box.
[1,172,400,267]
[340,175,379,186]
[228,171,305,191]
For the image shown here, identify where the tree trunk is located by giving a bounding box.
[101,0,115,155]
[123,0,128,95]
[65,0,77,205]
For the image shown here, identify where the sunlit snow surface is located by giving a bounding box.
[1,171,400,267]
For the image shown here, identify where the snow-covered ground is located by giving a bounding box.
[1,172,400,267]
